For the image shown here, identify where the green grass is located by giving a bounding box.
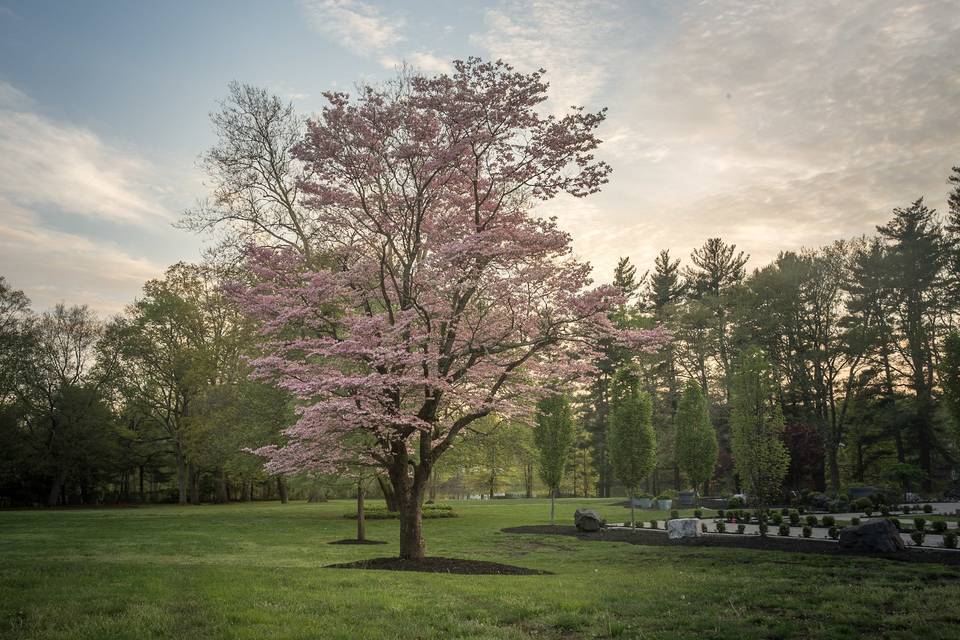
[1,498,959,639]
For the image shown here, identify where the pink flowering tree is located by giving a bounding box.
[233,58,669,559]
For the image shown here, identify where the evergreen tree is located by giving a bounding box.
[674,380,718,495]
[608,367,657,527]
[534,393,575,525]
[729,348,789,505]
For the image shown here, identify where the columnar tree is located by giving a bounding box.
[236,59,668,558]
[534,393,574,524]
[674,379,717,496]
[729,348,789,505]
[608,367,657,527]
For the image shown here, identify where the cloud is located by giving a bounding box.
[0,82,171,226]
[502,1,960,279]
[0,196,164,315]
[407,51,451,75]
[300,0,403,66]
[472,0,626,113]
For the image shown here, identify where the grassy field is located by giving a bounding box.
[2,498,959,640]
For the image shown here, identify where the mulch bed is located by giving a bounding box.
[327,539,388,545]
[325,556,550,575]
[502,525,960,567]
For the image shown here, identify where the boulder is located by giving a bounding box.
[838,519,906,553]
[667,518,703,540]
[574,509,604,532]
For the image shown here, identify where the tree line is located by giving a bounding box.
[2,72,959,512]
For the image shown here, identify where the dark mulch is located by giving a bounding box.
[502,525,960,567]
[327,539,388,545]
[325,556,550,575]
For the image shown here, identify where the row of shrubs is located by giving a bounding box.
[342,505,457,520]
[850,498,937,516]
[704,520,959,548]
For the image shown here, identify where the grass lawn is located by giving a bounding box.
[2,498,959,639]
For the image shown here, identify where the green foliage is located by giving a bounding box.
[802,525,812,538]
[914,517,926,532]
[737,523,746,534]
[932,520,948,534]
[778,523,790,536]
[729,348,789,505]
[715,520,726,533]
[674,380,718,489]
[923,503,934,513]
[944,532,958,549]
[910,530,926,546]
[342,505,456,520]
[607,368,657,494]
[828,526,839,539]
[805,515,818,527]
[533,394,575,493]
[788,509,800,525]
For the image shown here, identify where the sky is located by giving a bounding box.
[1,0,959,316]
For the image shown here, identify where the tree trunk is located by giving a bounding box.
[138,465,145,503]
[828,447,841,496]
[176,452,188,505]
[550,487,556,525]
[377,475,399,512]
[357,480,366,542]
[189,464,200,504]
[241,479,252,502]
[277,476,289,504]
[215,470,228,504]
[47,471,64,507]
[630,493,635,528]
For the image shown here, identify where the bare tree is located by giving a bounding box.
[179,83,318,262]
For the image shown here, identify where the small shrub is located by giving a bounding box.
[649,520,658,529]
[910,530,925,546]
[780,507,789,516]
[828,525,839,539]
[851,517,860,526]
[737,523,746,534]
[852,497,872,514]
[788,510,800,525]
[933,520,948,534]
[821,515,835,527]
[758,522,769,536]
[880,505,890,516]
[805,515,818,527]
[798,506,806,515]
[716,520,726,533]
[701,522,708,533]
[727,496,745,509]
[914,517,926,532]
[802,525,812,538]
[902,504,912,514]
[694,508,702,519]
[888,517,901,531]
[923,503,933,514]
[670,509,679,520]
[944,532,958,549]
[717,509,725,519]
[778,523,790,536]
[772,513,783,526]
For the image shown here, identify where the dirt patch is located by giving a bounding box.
[325,556,550,575]
[502,525,960,567]
[327,539,388,545]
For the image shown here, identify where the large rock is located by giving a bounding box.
[667,518,703,540]
[838,519,906,553]
[574,509,604,532]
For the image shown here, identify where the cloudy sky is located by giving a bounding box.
[1,0,959,315]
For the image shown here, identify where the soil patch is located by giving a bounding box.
[325,556,550,575]
[502,525,960,567]
[327,539,388,545]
